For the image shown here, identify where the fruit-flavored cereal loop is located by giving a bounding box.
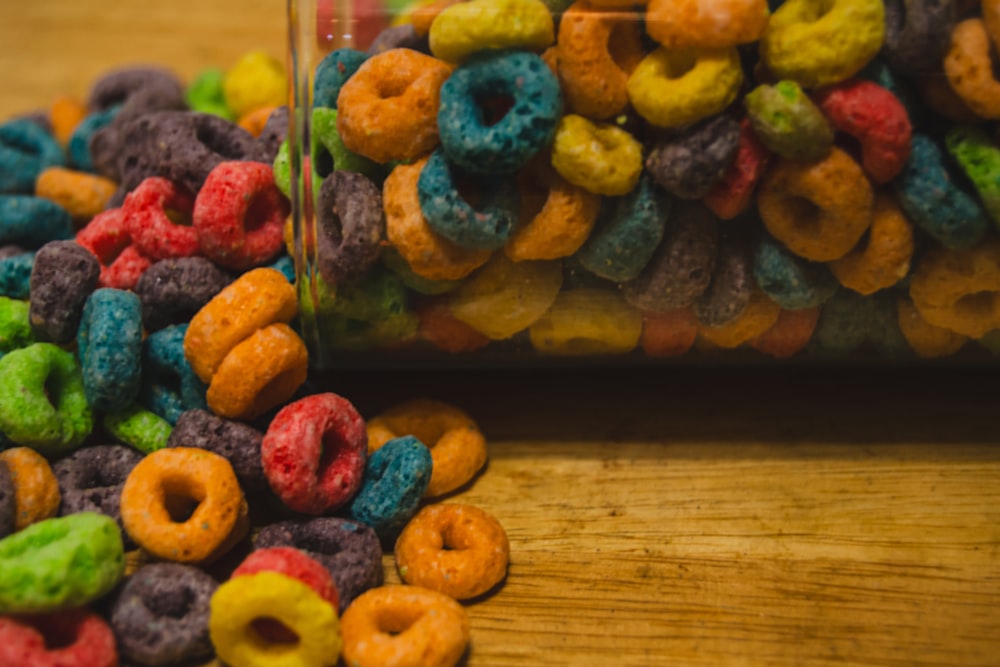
[749,306,821,359]
[550,114,643,196]
[167,409,268,493]
[34,166,116,224]
[645,114,742,200]
[232,547,339,610]
[340,584,470,667]
[743,81,834,162]
[193,161,288,270]
[417,299,491,352]
[0,607,118,667]
[943,19,1000,120]
[348,435,434,542]
[0,447,60,532]
[315,170,386,284]
[946,125,1000,226]
[0,195,73,248]
[53,444,142,543]
[367,398,488,497]
[142,324,209,425]
[75,207,153,290]
[761,0,886,89]
[530,288,644,355]
[428,0,555,64]
[103,404,172,454]
[703,118,772,220]
[0,512,124,613]
[77,288,144,412]
[28,239,100,344]
[120,447,247,563]
[48,94,87,146]
[645,0,770,49]
[205,322,309,421]
[698,288,783,349]
[753,235,839,310]
[395,503,510,600]
[336,48,453,164]
[261,392,368,515]
[0,343,92,457]
[183,266,297,384]
[627,45,743,129]
[694,237,754,327]
[222,50,287,119]
[756,148,874,262]
[383,157,492,281]
[909,242,1000,339]
[882,0,955,75]
[640,308,699,357]
[209,571,342,667]
[897,297,968,359]
[829,194,914,296]
[134,256,233,332]
[555,1,644,121]
[0,118,65,194]
[123,176,200,260]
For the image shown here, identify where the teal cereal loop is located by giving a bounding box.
[0,196,74,248]
[761,0,886,89]
[0,251,34,299]
[744,81,833,162]
[104,404,172,455]
[627,46,743,128]
[0,512,124,613]
[429,0,555,64]
[551,114,643,196]
[0,297,34,358]
[945,126,1000,228]
[0,343,92,457]
[0,118,65,194]
[77,288,144,413]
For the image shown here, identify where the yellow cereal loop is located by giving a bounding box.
[429,0,555,63]
[449,254,563,339]
[529,288,643,355]
[761,0,885,89]
[627,46,743,128]
[209,571,342,667]
[223,51,288,119]
[550,114,643,196]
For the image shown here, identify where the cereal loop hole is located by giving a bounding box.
[374,606,422,635]
[146,585,196,618]
[250,617,300,644]
[37,622,80,650]
[954,291,997,319]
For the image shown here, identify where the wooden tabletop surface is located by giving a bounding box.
[4,3,1000,666]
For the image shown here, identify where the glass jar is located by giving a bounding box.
[287,0,1000,370]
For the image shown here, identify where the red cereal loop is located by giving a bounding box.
[704,118,772,220]
[123,177,200,260]
[0,608,118,667]
[640,308,699,357]
[75,208,153,289]
[233,547,340,610]
[193,161,289,270]
[749,307,820,359]
[261,393,368,515]
[814,79,913,184]
[417,298,491,353]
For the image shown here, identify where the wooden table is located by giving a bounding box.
[3,3,1000,665]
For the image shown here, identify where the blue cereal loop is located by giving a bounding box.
[0,196,74,248]
[141,324,208,425]
[0,252,35,299]
[77,288,143,412]
[314,48,369,109]
[417,147,519,250]
[576,174,670,282]
[894,134,989,250]
[753,235,839,310]
[0,119,65,194]
[348,435,433,543]
[438,50,561,175]
[68,106,120,173]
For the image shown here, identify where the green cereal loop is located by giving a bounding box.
[313,107,383,181]
[0,512,125,613]
[945,126,1000,228]
[0,343,92,456]
[104,404,172,454]
[761,0,885,89]
[186,67,235,120]
[273,139,322,200]
[744,81,833,161]
[0,296,34,355]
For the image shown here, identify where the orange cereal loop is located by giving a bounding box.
[383,158,492,281]
[505,157,600,262]
[237,105,277,137]
[697,289,782,348]
[909,241,1000,338]
[897,298,968,359]
[336,49,453,163]
[34,167,118,224]
[120,447,247,563]
[367,398,486,497]
[540,45,559,77]
[394,503,509,600]
[985,0,1000,47]
[48,95,87,146]
[340,585,470,667]
[645,0,770,49]
[410,0,461,36]
[556,2,645,120]
[417,299,491,353]
[0,447,60,532]
[206,322,309,421]
[828,193,914,296]
[757,148,874,262]
[944,19,1000,120]
[640,308,698,357]
[749,306,820,359]
[184,267,298,384]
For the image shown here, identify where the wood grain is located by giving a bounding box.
[3,3,1000,665]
